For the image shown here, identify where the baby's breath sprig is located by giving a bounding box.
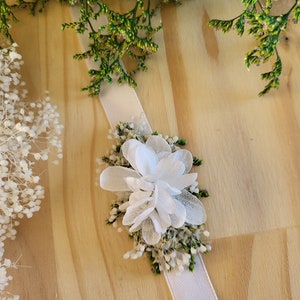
[99,121,210,274]
[209,0,300,96]
[0,44,63,298]
[144,224,211,274]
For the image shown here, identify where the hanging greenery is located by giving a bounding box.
[209,0,300,96]
[0,0,299,96]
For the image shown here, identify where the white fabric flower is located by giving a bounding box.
[100,135,206,245]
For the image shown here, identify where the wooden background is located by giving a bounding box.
[6,0,300,299]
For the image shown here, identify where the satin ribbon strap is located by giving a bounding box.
[165,255,218,300]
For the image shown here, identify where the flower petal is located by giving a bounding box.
[152,201,172,231]
[164,173,197,191]
[156,180,181,196]
[100,166,140,191]
[128,190,152,206]
[134,144,158,176]
[146,135,171,156]
[168,149,193,173]
[121,139,141,170]
[152,157,185,181]
[129,207,154,232]
[175,189,207,225]
[170,199,186,228]
[124,204,154,229]
[142,218,161,245]
[149,210,165,233]
[154,184,176,213]
[125,177,154,192]
[122,139,158,176]
[123,192,155,228]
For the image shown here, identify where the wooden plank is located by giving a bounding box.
[4,0,300,298]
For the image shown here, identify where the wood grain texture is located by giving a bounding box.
[4,0,300,299]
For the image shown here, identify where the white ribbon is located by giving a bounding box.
[70,7,218,300]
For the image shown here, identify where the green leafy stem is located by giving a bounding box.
[0,0,180,96]
[1,0,300,96]
[62,0,178,95]
[209,0,300,96]
[0,0,50,43]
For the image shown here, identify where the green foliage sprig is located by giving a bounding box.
[0,0,180,96]
[62,0,166,95]
[209,0,300,96]
[0,0,50,43]
[2,0,299,97]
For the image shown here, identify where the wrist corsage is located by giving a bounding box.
[99,121,210,273]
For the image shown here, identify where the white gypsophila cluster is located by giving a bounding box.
[122,224,211,273]
[0,44,63,297]
[0,241,19,300]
